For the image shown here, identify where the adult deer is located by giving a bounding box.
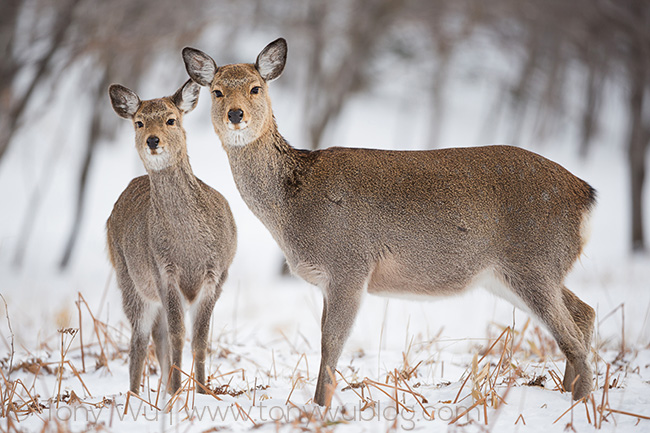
[183,39,595,405]
[107,79,237,395]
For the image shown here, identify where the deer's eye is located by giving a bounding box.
[213,90,224,98]
[166,119,176,126]
[135,121,144,128]
[250,86,261,95]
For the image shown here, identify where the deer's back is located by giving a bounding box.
[276,145,594,289]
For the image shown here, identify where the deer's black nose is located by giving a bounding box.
[147,136,159,149]
[228,109,244,124]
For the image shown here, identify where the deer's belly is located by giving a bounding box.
[366,255,470,297]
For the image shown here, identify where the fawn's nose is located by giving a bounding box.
[228,109,244,124]
[147,136,160,150]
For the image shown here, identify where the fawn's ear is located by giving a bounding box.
[182,47,217,87]
[255,38,287,82]
[109,84,140,119]
[171,79,200,114]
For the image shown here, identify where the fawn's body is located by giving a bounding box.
[107,80,236,395]
[183,39,596,405]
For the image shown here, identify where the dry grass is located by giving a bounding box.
[1,292,649,432]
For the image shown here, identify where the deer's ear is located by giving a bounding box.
[182,47,217,87]
[109,84,140,119]
[172,79,200,114]
[255,38,287,82]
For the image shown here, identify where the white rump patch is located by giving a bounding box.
[579,210,593,251]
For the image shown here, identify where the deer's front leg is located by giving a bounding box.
[163,282,185,394]
[314,276,364,406]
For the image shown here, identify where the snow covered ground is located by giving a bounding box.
[1,45,650,432]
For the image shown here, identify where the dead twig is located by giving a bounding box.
[0,294,15,381]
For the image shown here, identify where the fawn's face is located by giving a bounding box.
[131,99,187,171]
[109,80,200,171]
[183,38,287,147]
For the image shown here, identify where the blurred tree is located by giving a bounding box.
[2,0,648,270]
[0,0,80,163]
[3,0,221,269]
[57,0,216,268]
[482,0,650,250]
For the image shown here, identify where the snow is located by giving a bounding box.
[1,39,650,433]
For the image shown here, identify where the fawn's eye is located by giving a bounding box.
[135,121,144,128]
[213,90,224,98]
[166,119,176,126]
[250,86,261,95]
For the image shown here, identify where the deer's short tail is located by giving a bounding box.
[579,182,597,254]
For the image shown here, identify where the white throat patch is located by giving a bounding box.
[142,147,173,171]
[225,129,254,147]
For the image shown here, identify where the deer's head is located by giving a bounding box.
[109,80,200,171]
[182,38,287,147]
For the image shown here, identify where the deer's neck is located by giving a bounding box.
[225,127,307,232]
[147,157,202,222]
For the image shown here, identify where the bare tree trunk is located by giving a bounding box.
[302,0,327,150]
[0,0,22,164]
[59,68,109,269]
[579,61,603,158]
[0,0,21,111]
[477,85,507,146]
[11,128,65,268]
[533,36,565,146]
[303,0,406,149]
[0,0,80,164]
[627,57,647,252]
[426,46,451,149]
[507,30,539,145]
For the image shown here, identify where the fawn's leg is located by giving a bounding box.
[125,290,158,394]
[151,308,170,391]
[163,283,185,394]
[189,273,224,393]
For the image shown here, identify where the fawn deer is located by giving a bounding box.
[183,39,596,405]
[107,79,237,395]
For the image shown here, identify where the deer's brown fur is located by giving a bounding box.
[183,39,595,404]
[107,80,236,395]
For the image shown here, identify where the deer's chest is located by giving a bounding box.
[150,222,216,299]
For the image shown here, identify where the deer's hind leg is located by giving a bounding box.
[507,272,593,400]
[151,308,170,390]
[561,286,594,393]
[120,280,159,395]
